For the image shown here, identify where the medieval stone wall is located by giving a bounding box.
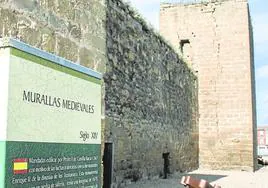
[160,0,257,171]
[0,0,107,185]
[0,0,199,187]
[105,0,198,186]
[0,0,106,73]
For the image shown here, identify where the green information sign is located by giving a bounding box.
[0,38,102,188]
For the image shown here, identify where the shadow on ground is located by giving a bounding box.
[125,172,227,188]
[184,173,227,182]
[126,167,268,188]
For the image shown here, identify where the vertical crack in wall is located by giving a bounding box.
[211,5,221,148]
[204,3,223,164]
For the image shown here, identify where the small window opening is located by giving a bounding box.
[180,39,190,54]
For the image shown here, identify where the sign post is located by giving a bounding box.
[0,38,102,188]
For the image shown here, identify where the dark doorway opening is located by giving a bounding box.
[103,143,113,188]
[162,152,170,179]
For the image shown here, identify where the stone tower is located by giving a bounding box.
[160,0,257,170]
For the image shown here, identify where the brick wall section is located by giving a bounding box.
[160,0,257,170]
[105,0,198,186]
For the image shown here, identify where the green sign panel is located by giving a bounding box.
[0,38,102,188]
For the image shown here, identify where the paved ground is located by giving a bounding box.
[126,165,268,188]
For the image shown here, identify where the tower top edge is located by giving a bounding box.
[160,0,248,7]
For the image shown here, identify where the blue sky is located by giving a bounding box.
[128,0,268,126]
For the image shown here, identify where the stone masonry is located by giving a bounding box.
[160,0,257,171]
[0,0,199,187]
[0,0,107,184]
[0,0,106,73]
[105,0,198,186]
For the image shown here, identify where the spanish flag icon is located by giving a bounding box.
[13,158,28,175]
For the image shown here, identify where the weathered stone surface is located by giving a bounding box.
[79,47,106,73]
[160,0,257,171]
[0,0,106,71]
[106,0,199,186]
[0,0,107,186]
[56,35,79,62]
[0,0,199,187]
[0,9,18,37]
